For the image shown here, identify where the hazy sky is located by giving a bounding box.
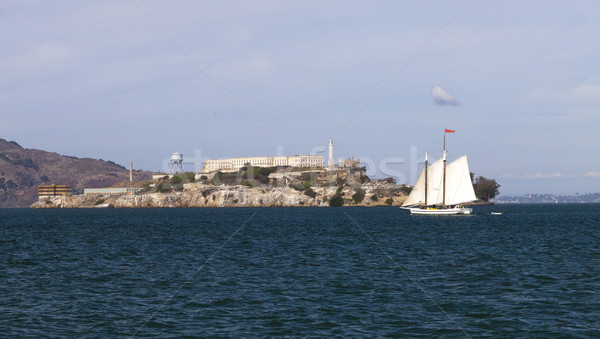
[1,1,599,195]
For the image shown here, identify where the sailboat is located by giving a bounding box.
[402,129,477,215]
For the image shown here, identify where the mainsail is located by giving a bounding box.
[402,156,476,207]
[402,158,443,206]
[436,155,477,206]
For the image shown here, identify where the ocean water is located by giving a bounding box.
[1,205,599,337]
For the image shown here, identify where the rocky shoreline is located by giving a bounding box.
[32,182,408,208]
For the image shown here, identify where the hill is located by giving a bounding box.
[0,139,152,207]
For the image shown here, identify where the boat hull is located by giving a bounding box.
[407,207,473,215]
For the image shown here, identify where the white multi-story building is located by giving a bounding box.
[202,155,323,173]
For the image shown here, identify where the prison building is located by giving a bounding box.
[38,184,72,199]
[202,155,323,173]
[83,187,140,196]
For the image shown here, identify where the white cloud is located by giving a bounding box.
[431,86,459,106]
[501,172,600,179]
[530,77,600,103]
[500,173,568,179]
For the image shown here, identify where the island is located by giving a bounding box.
[31,164,411,208]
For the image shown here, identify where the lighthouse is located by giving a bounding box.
[328,139,334,169]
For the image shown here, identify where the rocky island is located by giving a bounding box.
[32,165,410,208]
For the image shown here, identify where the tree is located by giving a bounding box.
[329,194,344,207]
[473,176,500,201]
[352,189,365,204]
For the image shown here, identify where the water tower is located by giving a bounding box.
[169,152,184,173]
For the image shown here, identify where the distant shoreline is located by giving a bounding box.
[493,193,600,204]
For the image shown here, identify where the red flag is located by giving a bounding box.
[445,129,455,133]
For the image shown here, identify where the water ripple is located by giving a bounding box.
[1,205,599,337]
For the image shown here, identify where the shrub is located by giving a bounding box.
[385,198,393,206]
[291,182,308,191]
[94,199,105,206]
[399,185,412,195]
[329,194,344,207]
[304,188,317,198]
[170,175,183,184]
[370,194,379,201]
[352,189,365,204]
[156,183,172,193]
[241,166,275,185]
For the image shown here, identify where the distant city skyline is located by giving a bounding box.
[1,1,599,195]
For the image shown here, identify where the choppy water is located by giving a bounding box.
[1,205,599,337]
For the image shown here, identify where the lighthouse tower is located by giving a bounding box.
[328,139,334,169]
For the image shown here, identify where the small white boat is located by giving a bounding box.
[402,130,477,215]
[491,212,503,215]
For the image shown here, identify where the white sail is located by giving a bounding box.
[402,159,444,206]
[437,155,477,206]
[402,166,425,207]
[427,158,444,205]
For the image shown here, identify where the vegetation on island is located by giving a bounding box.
[352,188,365,204]
[304,188,317,198]
[471,172,501,202]
[210,166,276,186]
[329,194,344,207]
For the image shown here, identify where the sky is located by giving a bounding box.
[1,0,599,195]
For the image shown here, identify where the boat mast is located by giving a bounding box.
[442,133,447,208]
[424,152,428,207]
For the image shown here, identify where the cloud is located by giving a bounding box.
[431,86,459,106]
[500,173,568,179]
[530,77,600,104]
[501,172,600,179]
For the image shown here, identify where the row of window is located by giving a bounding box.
[205,156,323,172]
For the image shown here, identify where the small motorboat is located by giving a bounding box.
[491,212,503,215]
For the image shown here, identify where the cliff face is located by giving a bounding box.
[0,139,153,207]
[32,183,407,208]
